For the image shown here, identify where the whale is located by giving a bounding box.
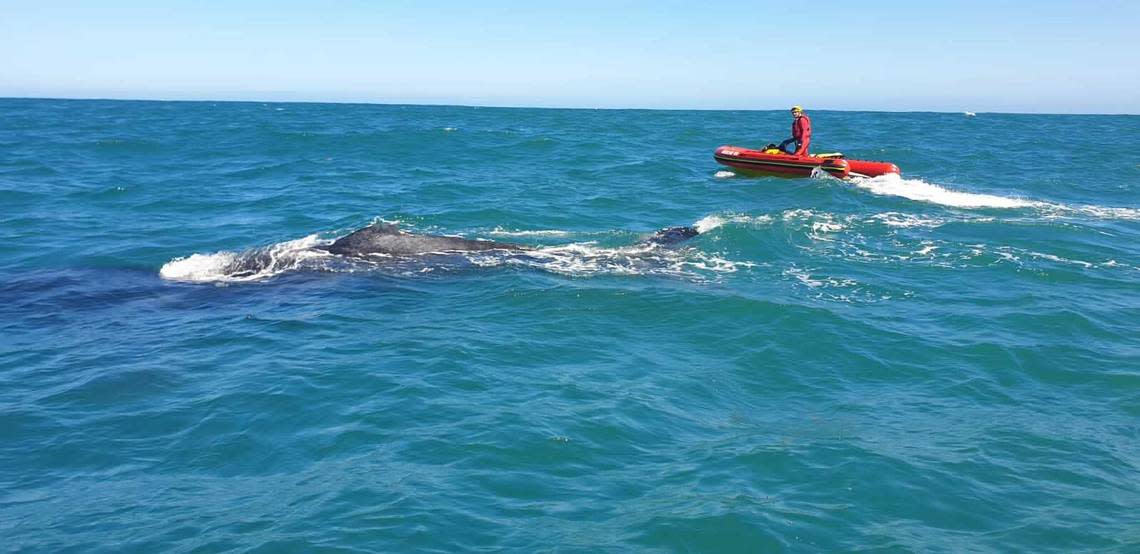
[320,222,527,257]
[160,221,703,282]
[317,222,699,258]
[644,225,700,246]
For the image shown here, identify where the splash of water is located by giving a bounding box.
[159,235,330,283]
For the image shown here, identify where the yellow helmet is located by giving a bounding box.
[791,105,804,113]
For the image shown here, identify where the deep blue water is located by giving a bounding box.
[1,98,1138,552]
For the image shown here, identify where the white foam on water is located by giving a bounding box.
[847,174,1140,220]
[811,221,844,233]
[1026,251,1095,269]
[370,216,402,226]
[160,252,244,282]
[1045,204,1140,221]
[511,244,655,277]
[778,210,847,238]
[160,235,329,283]
[849,173,1039,209]
[492,240,752,279]
[782,208,818,219]
[694,215,727,233]
[685,255,757,273]
[693,214,773,233]
[714,170,736,179]
[912,245,939,257]
[783,266,858,289]
[869,212,946,228]
[487,227,573,237]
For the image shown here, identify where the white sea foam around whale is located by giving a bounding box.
[159,235,333,283]
[486,228,574,237]
[693,214,773,233]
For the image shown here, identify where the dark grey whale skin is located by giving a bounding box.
[319,223,528,257]
[318,222,701,258]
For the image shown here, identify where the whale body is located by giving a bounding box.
[161,222,704,282]
[319,222,700,258]
[321,223,527,257]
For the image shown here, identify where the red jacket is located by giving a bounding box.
[792,114,812,156]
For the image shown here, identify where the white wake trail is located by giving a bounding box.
[848,174,1039,209]
[848,173,1139,219]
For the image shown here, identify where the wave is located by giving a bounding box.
[847,174,1140,219]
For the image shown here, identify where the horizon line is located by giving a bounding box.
[2,94,1136,117]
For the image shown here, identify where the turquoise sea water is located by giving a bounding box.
[2,98,1138,552]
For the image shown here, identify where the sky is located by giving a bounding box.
[1,0,1137,113]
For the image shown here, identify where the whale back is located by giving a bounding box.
[325,222,525,257]
[645,226,700,246]
[322,222,697,258]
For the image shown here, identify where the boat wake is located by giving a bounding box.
[846,173,1140,220]
[847,173,1037,208]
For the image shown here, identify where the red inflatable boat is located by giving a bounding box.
[714,145,900,179]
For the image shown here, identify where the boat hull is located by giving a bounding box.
[846,159,901,178]
[714,145,899,179]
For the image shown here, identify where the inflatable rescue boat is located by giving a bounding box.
[714,145,900,179]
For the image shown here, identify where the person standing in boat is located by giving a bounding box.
[778,105,812,156]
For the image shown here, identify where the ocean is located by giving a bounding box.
[1,98,1137,552]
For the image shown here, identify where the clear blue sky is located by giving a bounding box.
[2,0,1137,113]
